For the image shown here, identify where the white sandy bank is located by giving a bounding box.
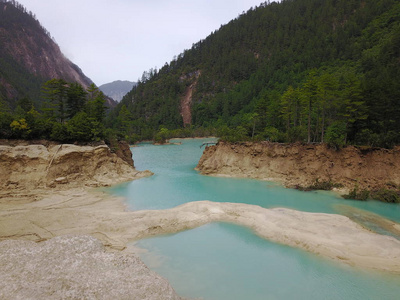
[1,188,399,274]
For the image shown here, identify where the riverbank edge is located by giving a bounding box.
[196,141,400,201]
[1,139,400,293]
[2,185,400,274]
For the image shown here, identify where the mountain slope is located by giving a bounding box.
[111,0,400,147]
[99,80,136,102]
[0,1,93,108]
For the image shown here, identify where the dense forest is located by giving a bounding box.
[0,0,120,143]
[109,0,400,148]
[0,79,109,142]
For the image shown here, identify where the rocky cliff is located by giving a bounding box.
[0,2,116,108]
[0,141,151,190]
[196,142,400,193]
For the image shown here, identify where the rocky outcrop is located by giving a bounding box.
[0,235,182,300]
[196,141,400,192]
[0,2,92,88]
[109,140,135,167]
[0,2,117,108]
[0,141,151,190]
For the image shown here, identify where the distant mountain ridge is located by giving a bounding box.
[0,1,117,108]
[99,80,136,102]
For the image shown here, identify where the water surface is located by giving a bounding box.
[109,138,400,299]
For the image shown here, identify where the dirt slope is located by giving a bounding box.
[0,141,151,190]
[196,141,400,192]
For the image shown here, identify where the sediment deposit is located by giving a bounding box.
[0,141,151,190]
[196,141,400,192]
[2,140,400,299]
[0,235,182,300]
[1,194,400,274]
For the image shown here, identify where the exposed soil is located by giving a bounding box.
[196,141,400,193]
[180,71,201,127]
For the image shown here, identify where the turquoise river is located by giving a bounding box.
[109,138,400,300]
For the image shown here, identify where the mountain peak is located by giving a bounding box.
[99,80,136,102]
[0,1,93,107]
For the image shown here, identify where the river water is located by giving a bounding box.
[109,138,400,300]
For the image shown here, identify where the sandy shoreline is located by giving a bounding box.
[1,185,400,274]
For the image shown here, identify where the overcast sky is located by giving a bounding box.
[17,0,266,86]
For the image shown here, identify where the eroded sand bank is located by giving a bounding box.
[196,141,400,192]
[1,188,399,274]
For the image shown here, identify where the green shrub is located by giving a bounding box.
[50,122,69,142]
[219,126,248,143]
[154,127,170,144]
[308,179,343,190]
[264,127,285,142]
[325,121,347,150]
[370,189,400,203]
[342,186,370,201]
[286,126,307,143]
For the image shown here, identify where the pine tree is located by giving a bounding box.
[66,82,87,119]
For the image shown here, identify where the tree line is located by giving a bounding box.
[0,79,108,142]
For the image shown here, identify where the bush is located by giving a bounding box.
[219,126,248,143]
[355,129,400,149]
[50,122,69,142]
[10,118,31,139]
[355,129,380,147]
[342,187,370,201]
[0,112,13,138]
[264,127,285,142]
[325,121,347,150]
[370,189,400,203]
[154,127,170,144]
[66,112,103,142]
[308,179,343,190]
[286,126,307,143]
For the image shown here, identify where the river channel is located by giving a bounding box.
[110,138,400,300]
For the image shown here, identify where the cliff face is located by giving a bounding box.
[0,141,150,190]
[196,142,400,192]
[0,2,119,108]
[0,2,92,87]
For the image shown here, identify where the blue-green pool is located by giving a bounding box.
[109,138,400,300]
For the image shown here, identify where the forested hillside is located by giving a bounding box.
[110,0,400,147]
[0,1,114,143]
